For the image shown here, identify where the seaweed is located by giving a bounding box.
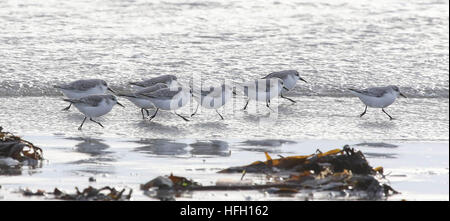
[53,186,132,201]
[141,174,201,201]
[219,146,374,175]
[0,127,43,162]
[20,186,133,201]
[142,145,399,200]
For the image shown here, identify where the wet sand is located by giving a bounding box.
[0,135,448,201]
[1,94,449,200]
[0,96,448,141]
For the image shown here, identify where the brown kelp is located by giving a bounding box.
[142,145,399,200]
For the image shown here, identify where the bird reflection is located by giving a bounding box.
[134,139,188,156]
[70,137,112,156]
[190,140,230,157]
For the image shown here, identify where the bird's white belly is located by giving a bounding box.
[62,87,105,99]
[127,97,154,109]
[150,93,190,110]
[168,80,179,88]
[283,76,298,91]
[75,101,113,118]
[357,93,397,108]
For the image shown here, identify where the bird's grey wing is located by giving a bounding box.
[116,91,138,98]
[262,72,282,79]
[144,89,179,99]
[157,75,172,82]
[77,95,104,106]
[137,84,168,94]
[57,80,97,91]
[129,79,154,87]
[131,75,174,87]
[262,70,294,79]
[136,79,155,87]
[349,87,388,97]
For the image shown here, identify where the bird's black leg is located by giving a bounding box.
[90,118,104,128]
[145,109,150,117]
[62,103,72,111]
[174,112,189,122]
[78,117,87,130]
[148,108,159,121]
[216,109,224,120]
[191,103,200,117]
[243,99,250,110]
[280,94,296,103]
[360,106,367,117]
[141,109,145,119]
[266,100,274,112]
[382,108,394,120]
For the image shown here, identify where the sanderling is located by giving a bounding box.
[117,83,168,119]
[262,70,307,103]
[54,79,116,111]
[191,84,235,120]
[348,85,407,120]
[63,94,125,130]
[129,75,178,88]
[140,86,192,121]
[239,78,289,111]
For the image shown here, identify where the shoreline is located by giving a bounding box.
[1,96,448,141]
[1,133,448,201]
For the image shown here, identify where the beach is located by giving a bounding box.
[0,0,449,200]
[0,96,448,200]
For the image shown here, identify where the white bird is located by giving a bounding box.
[191,84,235,120]
[129,75,178,88]
[348,85,407,120]
[239,78,289,111]
[262,70,307,103]
[140,86,192,122]
[63,94,124,130]
[54,79,116,111]
[117,83,168,119]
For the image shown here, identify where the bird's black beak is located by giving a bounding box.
[400,92,407,98]
[117,102,125,108]
[283,86,290,91]
[108,87,116,94]
[299,77,308,83]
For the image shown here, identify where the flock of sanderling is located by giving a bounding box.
[54,70,407,130]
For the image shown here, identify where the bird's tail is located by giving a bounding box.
[116,92,137,98]
[63,98,78,103]
[348,88,362,95]
[128,81,141,87]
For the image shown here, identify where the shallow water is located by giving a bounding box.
[0,137,447,201]
[0,0,449,200]
[0,96,448,140]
